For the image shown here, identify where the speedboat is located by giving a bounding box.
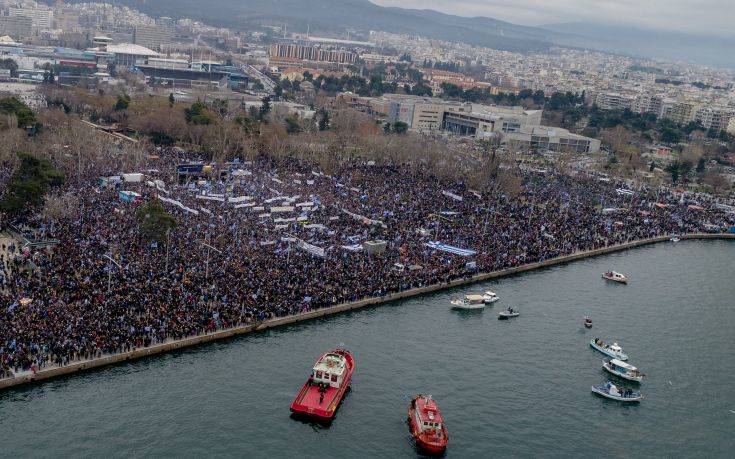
[590,338,629,361]
[603,359,645,382]
[498,307,519,320]
[408,395,448,455]
[290,348,354,421]
[483,291,499,304]
[584,316,593,328]
[602,271,628,283]
[591,381,643,402]
[670,236,681,242]
[451,294,486,310]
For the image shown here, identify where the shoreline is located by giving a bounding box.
[2,233,733,391]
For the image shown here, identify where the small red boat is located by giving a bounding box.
[408,395,448,455]
[290,348,354,421]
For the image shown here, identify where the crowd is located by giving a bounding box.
[1,150,733,377]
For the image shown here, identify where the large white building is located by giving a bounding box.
[379,94,600,153]
[504,125,602,154]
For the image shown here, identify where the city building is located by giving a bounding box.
[504,125,601,153]
[0,15,31,39]
[694,106,732,132]
[442,104,543,136]
[660,100,698,125]
[133,24,172,51]
[268,41,357,68]
[105,43,159,68]
[7,6,52,33]
[595,92,635,111]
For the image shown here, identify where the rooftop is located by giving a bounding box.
[105,43,159,57]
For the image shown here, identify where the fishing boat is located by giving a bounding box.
[584,316,593,328]
[483,291,499,303]
[591,381,643,402]
[603,359,645,382]
[590,338,629,361]
[498,307,519,320]
[408,395,448,455]
[602,271,628,283]
[451,294,486,310]
[290,348,354,421]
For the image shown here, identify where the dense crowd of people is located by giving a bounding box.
[1,150,733,377]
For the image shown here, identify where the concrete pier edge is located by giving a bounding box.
[1,233,733,391]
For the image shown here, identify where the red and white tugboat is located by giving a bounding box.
[408,395,448,455]
[290,348,354,421]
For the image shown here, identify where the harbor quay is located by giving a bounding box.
[1,233,731,391]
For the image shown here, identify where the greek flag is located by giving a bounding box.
[426,241,477,257]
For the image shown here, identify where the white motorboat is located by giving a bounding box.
[603,359,645,382]
[670,237,681,242]
[591,381,643,402]
[590,338,629,361]
[498,307,519,320]
[483,291,499,303]
[602,271,628,283]
[451,294,486,310]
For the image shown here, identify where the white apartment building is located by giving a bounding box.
[8,6,52,33]
[660,100,698,125]
[694,106,733,132]
[595,92,635,110]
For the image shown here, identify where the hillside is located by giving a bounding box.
[54,0,735,67]
[86,0,555,53]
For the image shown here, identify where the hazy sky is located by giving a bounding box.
[370,0,735,37]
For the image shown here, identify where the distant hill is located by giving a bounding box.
[542,23,735,69]
[55,0,735,68]
[80,0,555,52]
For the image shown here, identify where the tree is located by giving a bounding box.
[392,121,408,134]
[0,58,18,77]
[259,96,271,121]
[696,157,706,173]
[168,93,175,106]
[318,108,330,131]
[0,153,65,216]
[136,199,177,245]
[702,171,728,194]
[383,123,391,134]
[411,83,432,97]
[185,101,212,125]
[0,97,39,129]
[284,115,301,134]
[665,162,680,183]
[42,192,80,233]
[42,67,56,84]
[114,93,131,111]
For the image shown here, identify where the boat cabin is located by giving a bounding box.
[609,359,640,375]
[311,353,347,388]
[415,396,444,432]
[463,295,485,305]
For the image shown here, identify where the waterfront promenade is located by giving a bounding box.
[1,233,731,391]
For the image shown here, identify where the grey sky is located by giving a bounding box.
[370,0,735,37]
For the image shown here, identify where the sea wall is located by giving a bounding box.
[2,233,733,391]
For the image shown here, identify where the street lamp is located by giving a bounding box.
[200,233,223,279]
[103,253,122,293]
